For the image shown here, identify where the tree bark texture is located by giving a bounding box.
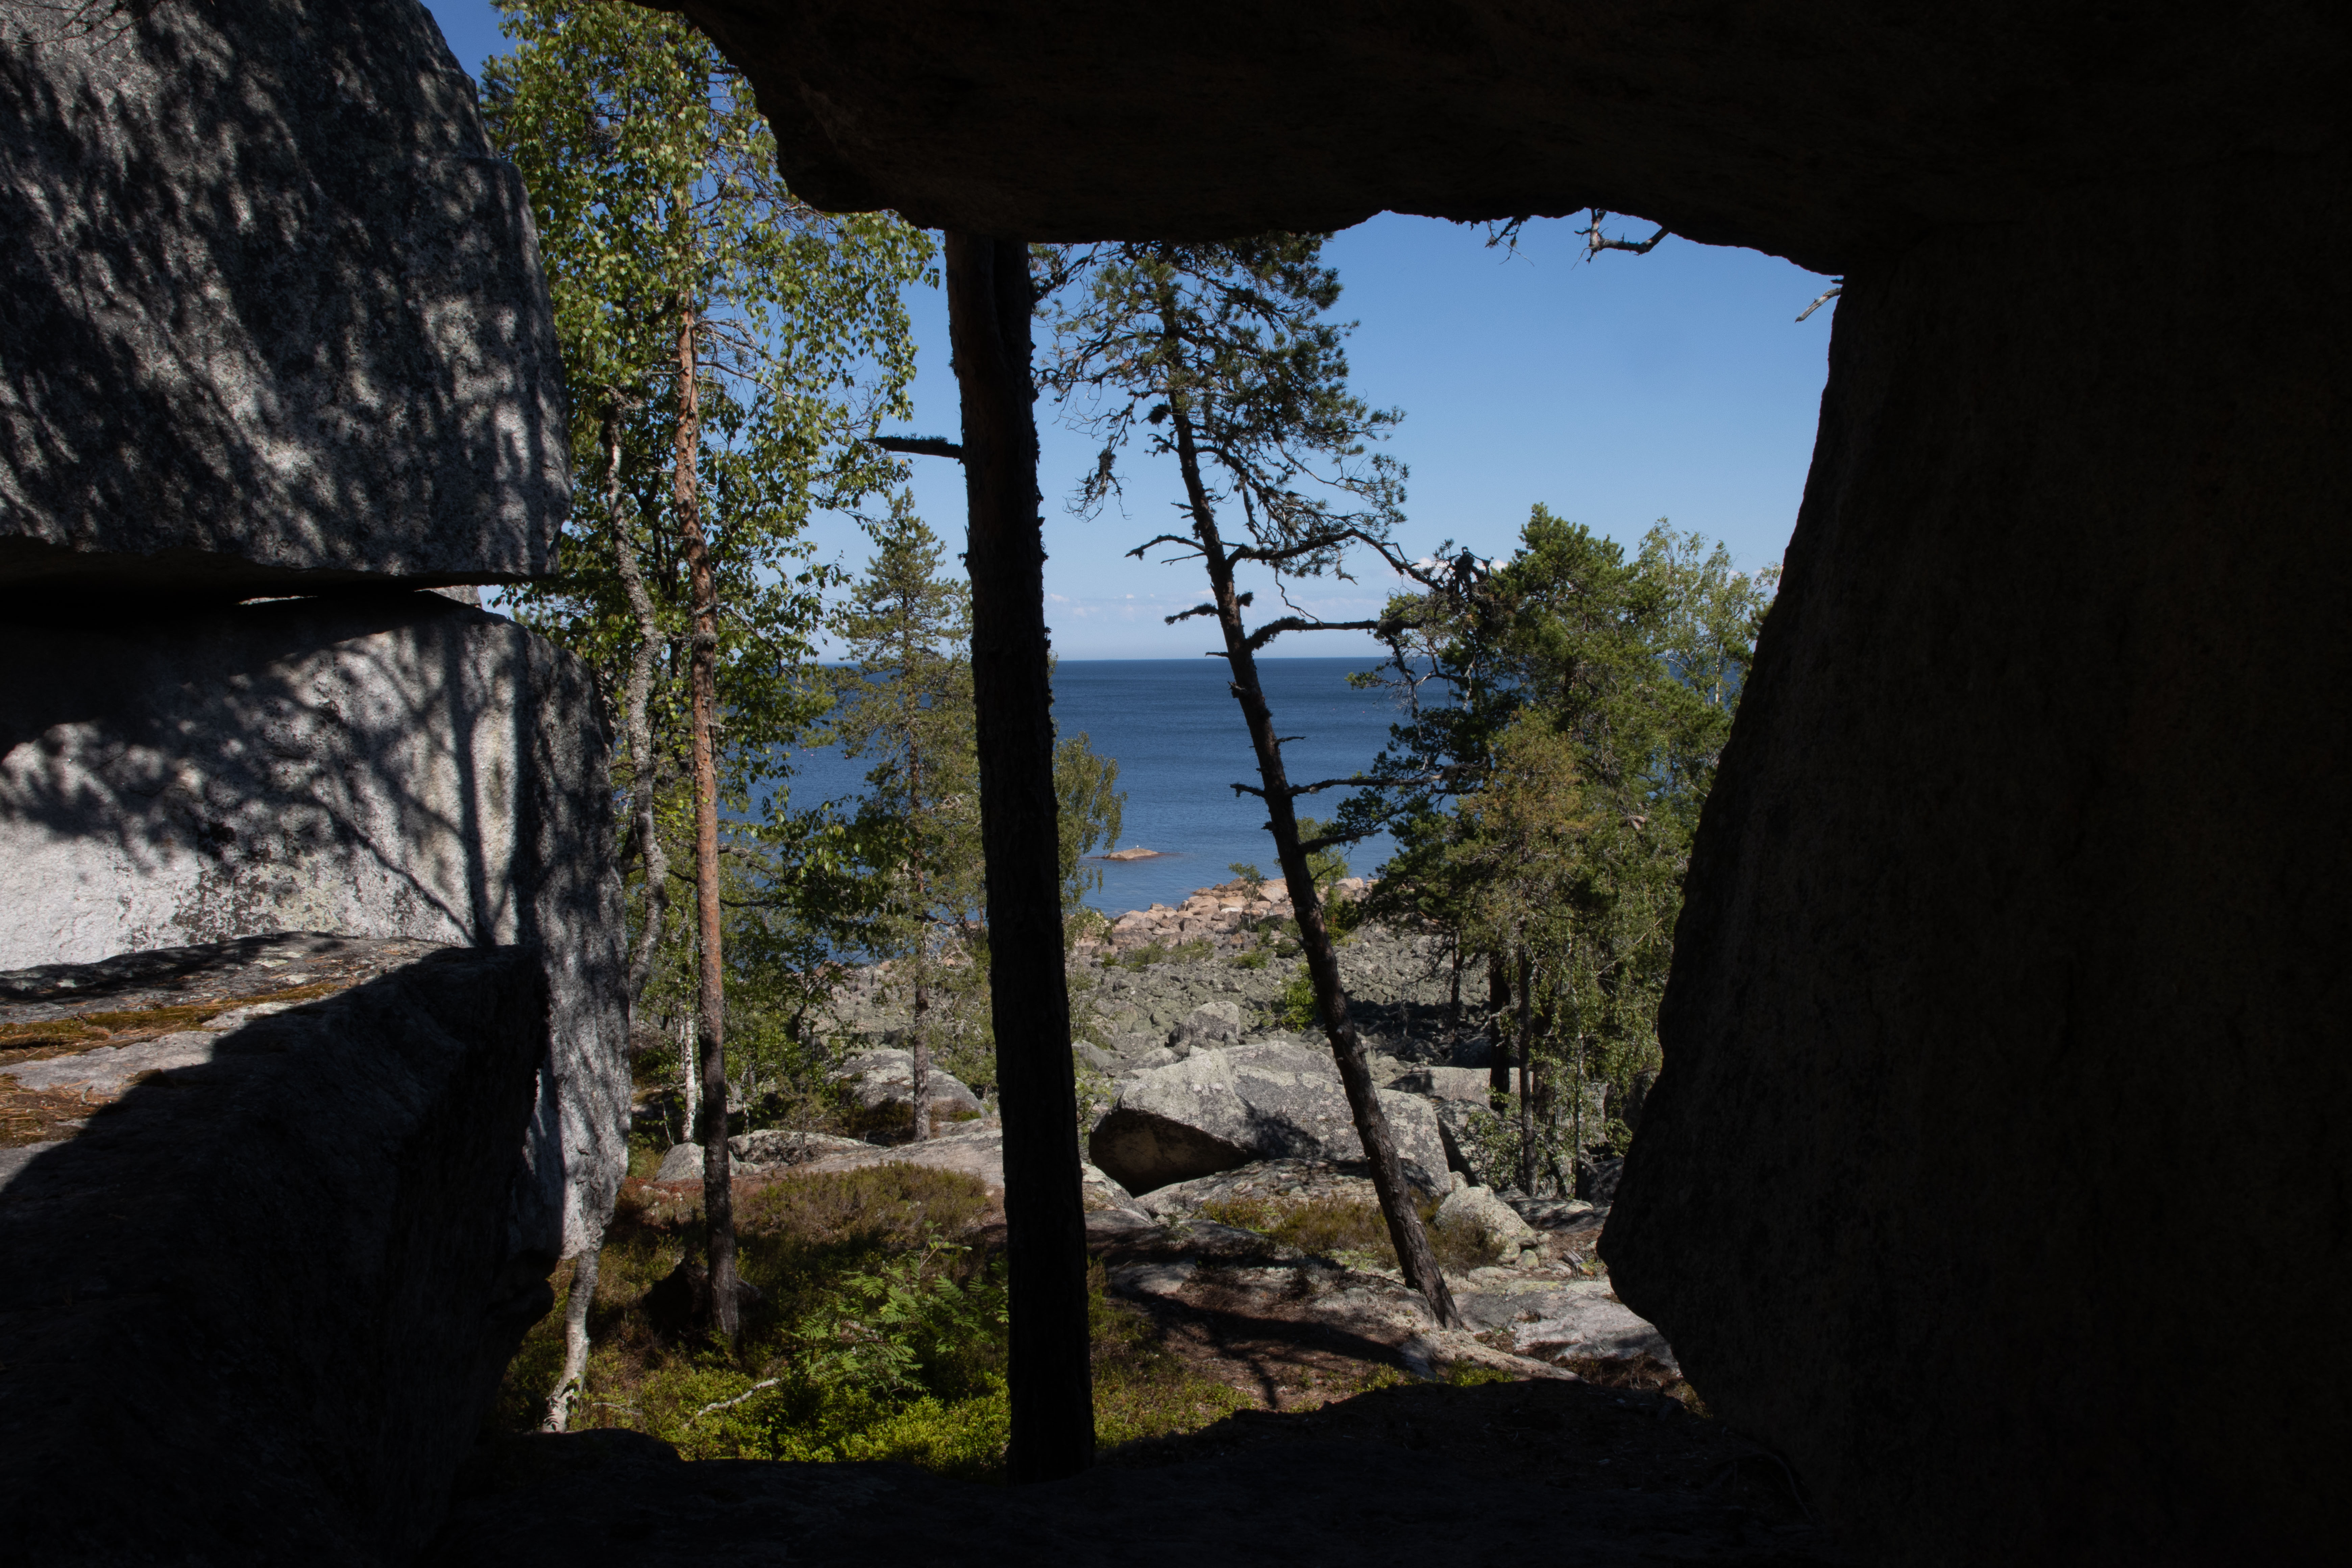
[945,232,1094,1480]
[675,299,741,1342]
[1516,948,1536,1196]
[1165,403,1464,1331]
[909,748,932,1143]
[540,1243,600,1432]
[1488,952,1513,1098]
[604,396,671,1009]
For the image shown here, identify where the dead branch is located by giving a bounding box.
[1243,616,1380,653]
[1796,284,1843,323]
[1581,209,1670,259]
[690,1378,784,1421]
[869,435,964,460]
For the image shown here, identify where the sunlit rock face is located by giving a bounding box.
[674,6,2351,1561]
[0,593,629,1259]
[0,0,568,593]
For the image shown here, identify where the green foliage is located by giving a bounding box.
[480,0,934,1083]
[818,510,1125,1086]
[1112,937,1212,971]
[1227,862,1267,895]
[1273,963,1321,1029]
[1444,1362,1519,1389]
[1349,508,1777,1170]
[1231,948,1270,972]
[1056,729,1126,930]
[490,1165,1246,1476]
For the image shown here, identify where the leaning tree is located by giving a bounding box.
[1046,236,1463,1328]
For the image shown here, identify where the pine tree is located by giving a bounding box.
[1352,510,1777,1189]
[1045,236,1462,1329]
[827,498,981,1142]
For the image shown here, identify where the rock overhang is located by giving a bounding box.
[664,1,2345,269]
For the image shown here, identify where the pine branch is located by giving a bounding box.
[1243,616,1380,653]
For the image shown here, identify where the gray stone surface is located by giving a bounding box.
[1392,1065,1494,1103]
[1089,1038,1447,1196]
[831,1047,983,1118]
[1167,998,1242,1053]
[0,944,554,1562]
[0,594,626,1256]
[0,0,567,592]
[675,2,2337,275]
[1436,1183,1539,1249]
[798,1119,1007,1190]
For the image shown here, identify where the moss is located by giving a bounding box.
[0,981,346,1059]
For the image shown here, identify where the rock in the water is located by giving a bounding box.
[0,941,553,1563]
[1089,1038,1447,1195]
[0,595,629,1257]
[0,0,568,593]
[831,1048,983,1117]
[1436,1184,1539,1249]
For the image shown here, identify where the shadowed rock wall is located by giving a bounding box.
[0,0,567,593]
[0,593,628,1258]
[1602,158,2352,1563]
[0,943,555,1564]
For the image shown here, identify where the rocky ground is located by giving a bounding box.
[827,876,1488,1082]
[533,887,1842,1561]
[678,878,1670,1414]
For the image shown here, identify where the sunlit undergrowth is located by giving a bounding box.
[492,1165,1247,1479]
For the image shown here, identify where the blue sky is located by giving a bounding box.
[426,2,1836,659]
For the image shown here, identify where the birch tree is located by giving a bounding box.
[482,0,928,1375]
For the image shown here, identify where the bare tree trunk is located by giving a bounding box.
[1516,948,1536,1196]
[546,396,659,1423]
[674,299,740,1342]
[1165,399,1464,1331]
[539,1244,599,1432]
[946,232,1093,1480]
[604,396,673,1010]
[1488,952,1513,1099]
[680,1008,699,1144]
[909,761,932,1143]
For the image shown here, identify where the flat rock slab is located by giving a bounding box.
[1,932,450,1153]
[1,0,568,591]
[1,943,556,1563]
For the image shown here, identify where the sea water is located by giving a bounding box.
[772,657,1412,915]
